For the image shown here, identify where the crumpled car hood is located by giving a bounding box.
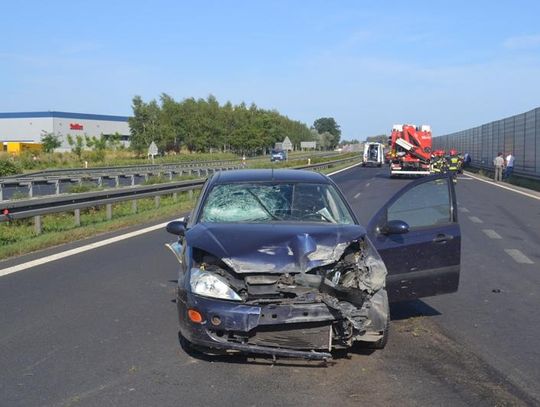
[186,223,366,274]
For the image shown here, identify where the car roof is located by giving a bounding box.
[210,169,330,185]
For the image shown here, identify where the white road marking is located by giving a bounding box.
[0,163,363,278]
[354,192,362,199]
[327,163,362,176]
[459,207,470,213]
[469,216,483,223]
[365,182,371,187]
[0,221,172,278]
[482,229,502,239]
[504,249,534,264]
[465,172,540,201]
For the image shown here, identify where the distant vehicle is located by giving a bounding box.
[388,124,432,177]
[165,169,461,360]
[270,149,287,162]
[361,142,384,167]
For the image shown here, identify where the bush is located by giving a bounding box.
[17,152,40,170]
[0,159,20,176]
[41,133,62,153]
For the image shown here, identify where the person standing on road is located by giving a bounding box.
[463,153,471,168]
[493,152,505,182]
[447,149,460,183]
[504,152,515,180]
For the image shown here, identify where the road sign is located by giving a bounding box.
[148,142,158,156]
[148,142,158,164]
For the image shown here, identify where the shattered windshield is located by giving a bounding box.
[200,182,355,224]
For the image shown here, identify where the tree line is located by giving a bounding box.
[128,94,341,155]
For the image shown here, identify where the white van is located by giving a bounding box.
[362,142,384,167]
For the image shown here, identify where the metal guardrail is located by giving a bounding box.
[0,156,360,233]
[0,159,240,180]
[0,151,341,181]
[0,164,242,201]
[0,152,344,201]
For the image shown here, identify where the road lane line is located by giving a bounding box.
[365,182,371,187]
[504,249,534,264]
[327,163,362,176]
[0,164,362,278]
[465,172,540,201]
[482,229,502,239]
[0,221,171,278]
[354,192,362,199]
[459,207,470,213]
[469,216,483,223]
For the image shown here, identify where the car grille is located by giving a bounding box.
[248,322,331,350]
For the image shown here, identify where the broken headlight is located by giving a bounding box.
[190,268,242,301]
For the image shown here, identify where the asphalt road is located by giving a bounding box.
[1,165,539,406]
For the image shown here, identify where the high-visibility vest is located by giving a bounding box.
[432,158,444,173]
[448,156,459,171]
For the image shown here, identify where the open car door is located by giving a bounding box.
[367,174,460,302]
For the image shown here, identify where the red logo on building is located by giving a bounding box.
[70,123,83,130]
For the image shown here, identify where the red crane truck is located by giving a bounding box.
[387,124,432,177]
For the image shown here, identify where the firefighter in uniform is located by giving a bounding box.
[447,149,460,183]
[457,152,464,173]
[430,150,447,174]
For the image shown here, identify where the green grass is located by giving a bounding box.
[0,192,198,260]
[6,150,241,174]
[143,175,171,185]
[66,182,102,193]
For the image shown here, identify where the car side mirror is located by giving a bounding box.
[166,221,186,236]
[380,219,409,235]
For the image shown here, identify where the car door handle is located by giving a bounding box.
[433,234,453,243]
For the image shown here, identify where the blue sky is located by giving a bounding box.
[2,1,540,139]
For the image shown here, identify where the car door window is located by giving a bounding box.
[387,179,451,229]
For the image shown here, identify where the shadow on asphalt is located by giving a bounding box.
[390,299,441,321]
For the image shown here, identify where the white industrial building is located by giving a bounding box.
[0,111,131,151]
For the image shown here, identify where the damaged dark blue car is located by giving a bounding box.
[166,169,461,360]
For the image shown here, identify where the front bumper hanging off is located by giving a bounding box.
[178,293,337,360]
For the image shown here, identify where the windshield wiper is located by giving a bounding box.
[316,208,336,223]
[246,188,282,221]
